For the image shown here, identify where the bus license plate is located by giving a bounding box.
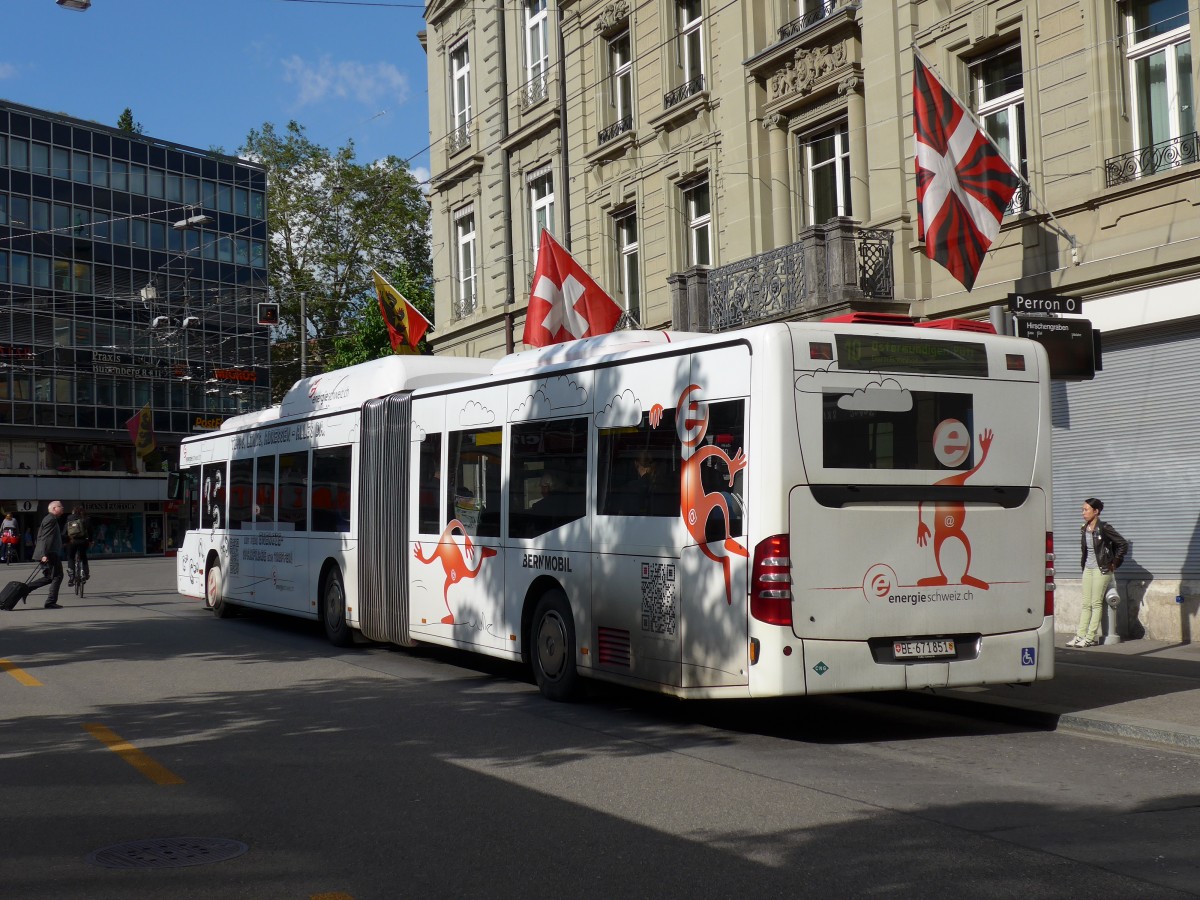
[893,639,956,660]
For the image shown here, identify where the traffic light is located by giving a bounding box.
[257,302,280,326]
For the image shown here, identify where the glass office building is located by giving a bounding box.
[0,99,270,555]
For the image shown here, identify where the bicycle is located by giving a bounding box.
[68,567,87,598]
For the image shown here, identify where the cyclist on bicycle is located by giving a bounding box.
[65,505,91,587]
[1,510,18,565]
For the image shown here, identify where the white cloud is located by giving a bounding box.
[596,389,643,429]
[0,63,16,80]
[281,55,409,108]
[836,378,913,412]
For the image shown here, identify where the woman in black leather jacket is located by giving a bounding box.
[1068,497,1128,647]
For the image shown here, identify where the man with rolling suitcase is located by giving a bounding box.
[28,500,67,609]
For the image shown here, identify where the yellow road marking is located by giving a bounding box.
[0,658,42,686]
[83,723,186,785]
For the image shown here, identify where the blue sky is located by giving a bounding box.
[1,0,431,182]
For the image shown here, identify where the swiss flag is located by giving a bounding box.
[522,228,622,347]
[914,58,1019,291]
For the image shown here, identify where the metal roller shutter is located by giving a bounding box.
[1051,321,1200,579]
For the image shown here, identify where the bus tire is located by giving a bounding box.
[321,565,354,648]
[530,589,579,702]
[206,558,236,619]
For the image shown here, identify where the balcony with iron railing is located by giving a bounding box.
[778,2,835,41]
[597,115,634,145]
[520,73,549,110]
[1105,132,1200,187]
[701,221,894,332]
[664,75,705,110]
[447,122,472,156]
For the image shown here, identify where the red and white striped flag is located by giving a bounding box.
[914,58,1019,291]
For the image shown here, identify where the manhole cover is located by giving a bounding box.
[87,837,249,869]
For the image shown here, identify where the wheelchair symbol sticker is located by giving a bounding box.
[1021,647,1036,666]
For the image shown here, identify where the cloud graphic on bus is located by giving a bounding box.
[836,379,913,412]
[459,400,496,426]
[793,364,837,393]
[410,422,427,442]
[511,375,589,419]
[595,389,643,428]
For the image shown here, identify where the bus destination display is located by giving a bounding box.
[835,334,989,376]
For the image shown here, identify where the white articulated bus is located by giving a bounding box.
[175,318,1055,700]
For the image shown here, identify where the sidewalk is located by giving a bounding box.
[936,637,1200,751]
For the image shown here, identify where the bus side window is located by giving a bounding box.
[509,417,587,538]
[228,458,253,529]
[200,462,226,530]
[255,455,276,525]
[181,465,201,528]
[597,407,679,517]
[698,399,746,540]
[311,446,352,533]
[447,428,502,538]
[417,433,442,534]
[278,451,308,532]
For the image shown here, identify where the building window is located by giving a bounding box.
[520,0,549,106]
[1127,0,1194,153]
[454,206,477,318]
[801,121,852,225]
[604,31,633,139]
[972,46,1028,214]
[529,170,555,264]
[449,41,472,154]
[678,0,704,85]
[683,179,711,267]
[614,210,640,324]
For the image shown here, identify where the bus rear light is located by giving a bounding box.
[1045,532,1055,617]
[751,534,793,626]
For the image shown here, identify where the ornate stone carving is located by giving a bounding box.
[769,43,847,103]
[593,1,631,33]
[837,73,861,96]
[762,113,786,132]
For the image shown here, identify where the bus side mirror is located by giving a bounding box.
[167,470,186,501]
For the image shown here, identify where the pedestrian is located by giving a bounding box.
[28,500,67,609]
[1069,497,1128,647]
[1,509,18,565]
[65,504,91,587]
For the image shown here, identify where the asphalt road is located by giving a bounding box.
[2,558,1199,899]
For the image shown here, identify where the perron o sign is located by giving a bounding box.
[1007,292,1081,315]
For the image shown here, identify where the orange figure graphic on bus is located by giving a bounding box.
[916,425,993,590]
[414,519,497,624]
[675,384,748,604]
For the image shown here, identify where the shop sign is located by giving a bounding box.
[83,501,143,514]
[90,351,168,380]
[193,416,224,432]
[213,368,258,384]
[14,500,38,513]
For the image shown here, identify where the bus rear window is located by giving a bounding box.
[835,334,988,376]
[822,390,974,471]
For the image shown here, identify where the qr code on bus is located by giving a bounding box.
[227,538,239,576]
[641,562,677,635]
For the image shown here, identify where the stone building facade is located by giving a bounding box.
[422,0,1200,641]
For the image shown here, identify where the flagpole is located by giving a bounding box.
[912,45,1080,265]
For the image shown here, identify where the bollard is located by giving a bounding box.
[1103,580,1123,645]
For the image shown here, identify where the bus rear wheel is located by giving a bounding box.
[530,590,579,702]
[206,558,235,619]
[321,566,354,647]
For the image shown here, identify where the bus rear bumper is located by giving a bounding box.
[799,618,1055,695]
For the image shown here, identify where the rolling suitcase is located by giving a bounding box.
[1,566,40,611]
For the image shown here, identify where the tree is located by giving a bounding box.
[240,121,432,398]
[116,108,144,134]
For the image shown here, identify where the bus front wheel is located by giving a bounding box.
[206,559,235,619]
[530,590,579,702]
[321,566,354,648]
